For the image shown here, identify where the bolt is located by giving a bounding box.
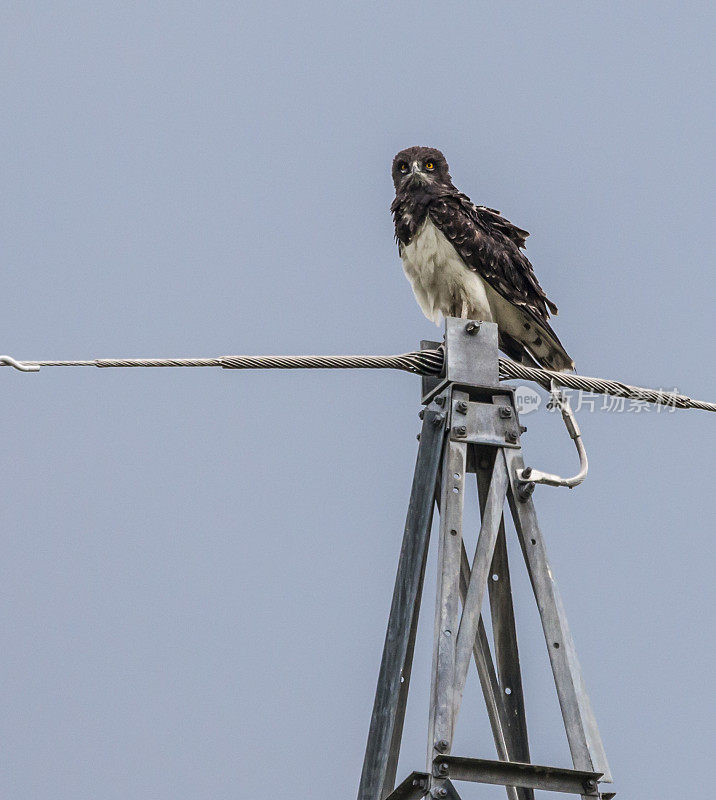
[456,400,468,414]
[465,321,480,335]
[437,763,449,775]
[432,788,448,799]
[522,467,532,479]
[435,739,450,753]
[418,409,425,419]
[506,431,518,443]
[499,406,512,418]
[518,481,536,502]
[435,395,446,407]
[455,425,467,437]
[416,433,421,441]
[432,413,445,427]
[583,778,599,793]
[520,425,527,433]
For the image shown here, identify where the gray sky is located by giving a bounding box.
[1,3,714,799]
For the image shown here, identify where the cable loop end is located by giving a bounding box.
[0,356,40,372]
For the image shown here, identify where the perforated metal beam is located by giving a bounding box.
[433,756,602,795]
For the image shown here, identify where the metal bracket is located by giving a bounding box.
[442,319,499,387]
[384,772,430,800]
[449,391,521,448]
[429,780,461,799]
[422,319,501,404]
[516,382,588,499]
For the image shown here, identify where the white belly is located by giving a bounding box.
[400,217,494,325]
[400,218,573,369]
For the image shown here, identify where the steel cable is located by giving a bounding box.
[1,348,714,413]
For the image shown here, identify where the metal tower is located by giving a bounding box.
[358,318,614,800]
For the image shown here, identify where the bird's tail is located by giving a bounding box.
[500,325,575,372]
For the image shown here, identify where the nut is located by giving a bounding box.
[518,481,536,501]
[465,321,480,335]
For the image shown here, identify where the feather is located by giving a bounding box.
[391,146,574,371]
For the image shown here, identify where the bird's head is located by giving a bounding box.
[392,146,452,192]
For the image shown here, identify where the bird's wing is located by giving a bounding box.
[429,193,559,323]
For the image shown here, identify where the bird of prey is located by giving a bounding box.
[391,146,574,371]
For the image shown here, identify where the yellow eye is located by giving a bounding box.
[425,161,435,170]
[399,162,408,173]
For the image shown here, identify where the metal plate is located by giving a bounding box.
[444,318,499,388]
[449,398,521,448]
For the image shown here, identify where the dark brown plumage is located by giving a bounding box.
[391,146,574,370]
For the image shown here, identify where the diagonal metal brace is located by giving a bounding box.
[383,772,429,800]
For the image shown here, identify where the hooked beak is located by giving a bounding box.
[402,161,426,185]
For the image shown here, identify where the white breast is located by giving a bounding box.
[400,217,494,325]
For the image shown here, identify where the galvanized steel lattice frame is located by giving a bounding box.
[357,319,614,800]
